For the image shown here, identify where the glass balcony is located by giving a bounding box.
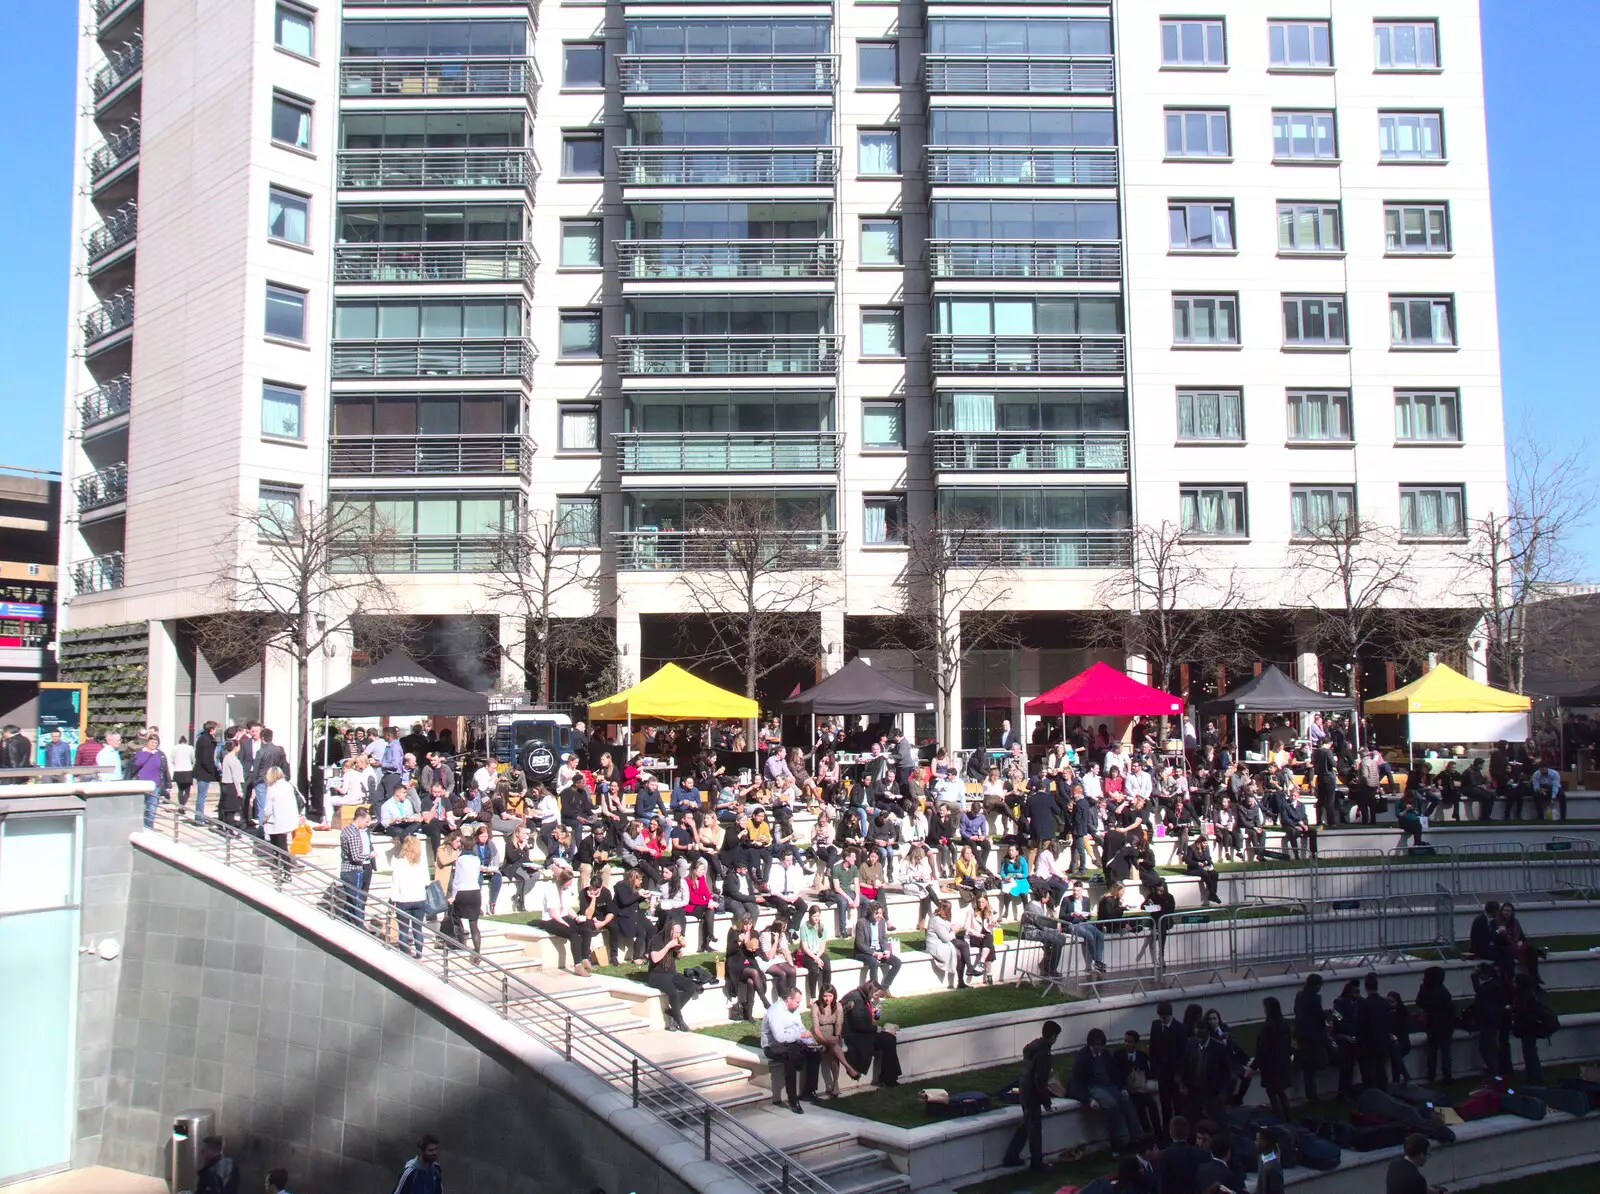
[89,120,141,182]
[329,434,535,478]
[928,239,1120,281]
[337,147,537,193]
[77,463,128,512]
[616,239,840,281]
[330,338,536,381]
[615,528,843,570]
[616,431,842,473]
[340,57,539,103]
[941,530,1129,568]
[334,241,537,285]
[92,33,143,102]
[618,55,835,94]
[368,536,504,573]
[617,334,841,376]
[80,375,132,427]
[929,334,1125,374]
[930,431,1128,472]
[924,147,1116,186]
[93,0,140,33]
[616,146,839,187]
[923,54,1113,94]
[82,288,135,346]
[72,552,125,596]
[85,203,138,263]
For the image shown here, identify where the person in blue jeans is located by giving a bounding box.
[130,734,171,830]
[389,833,432,958]
[339,807,376,928]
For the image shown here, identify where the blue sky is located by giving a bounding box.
[2,2,1594,570]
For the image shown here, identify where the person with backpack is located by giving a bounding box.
[1414,967,1456,1083]
[393,1134,443,1194]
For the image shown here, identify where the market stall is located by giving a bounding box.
[1365,663,1531,760]
[1198,664,1356,758]
[588,664,759,775]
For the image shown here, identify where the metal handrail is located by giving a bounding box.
[92,32,143,100]
[85,203,138,261]
[940,530,1130,569]
[337,147,538,193]
[615,431,842,472]
[618,54,836,94]
[89,120,141,181]
[77,462,129,511]
[334,241,538,285]
[80,375,132,426]
[148,807,836,1194]
[924,146,1116,186]
[616,146,839,186]
[82,288,135,344]
[358,536,507,573]
[616,334,841,376]
[927,238,1120,280]
[923,53,1113,94]
[93,0,139,29]
[329,434,535,477]
[72,552,125,595]
[616,238,840,281]
[339,56,540,101]
[929,430,1129,471]
[616,528,844,571]
[928,333,1126,374]
[330,338,536,382]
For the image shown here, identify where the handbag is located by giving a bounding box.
[423,880,449,917]
[289,825,312,856]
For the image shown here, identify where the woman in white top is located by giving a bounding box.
[218,739,247,828]
[958,894,998,985]
[170,736,197,817]
[448,841,485,954]
[389,833,433,957]
[924,898,959,985]
[259,766,303,886]
[899,844,937,929]
[1031,839,1070,911]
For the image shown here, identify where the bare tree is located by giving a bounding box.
[1451,433,1597,692]
[197,498,402,783]
[672,500,836,704]
[1089,521,1257,732]
[888,513,1018,749]
[485,506,615,704]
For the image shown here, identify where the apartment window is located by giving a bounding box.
[271,94,313,151]
[1282,295,1347,347]
[858,42,899,87]
[556,497,602,549]
[564,43,604,89]
[560,219,602,268]
[859,129,900,176]
[1172,295,1238,346]
[267,187,309,246]
[1379,112,1444,161]
[1395,391,1461,442]
[558,310,602,359]
[1385,204,1450,253]
[1273,110,1337,161]
[265,284,306,341]
[862,400,904,450]
[861,218,901,266]
[864,495,907,545]
[274,4,314,57]
[1290,485,1355,538]
[1287,390,1352,441]
[1375,21,1439,70]
[1169,202,1234,251]
[558,404,600,452]
[1277,202,1341,252]
[1161,19,1225,67]
[1165,109,1231,158]
[1390,296,1455,347]
[1180,486,1247,538]
[1269,20,1330,68]
[562,132,604,179]
[257,483,301,536]
[1176,388,1243,441]
[1401,485,1465,538]
[862,308,903,358]
[261,383,303,439]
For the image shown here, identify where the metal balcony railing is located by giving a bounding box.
[334,241,538,285]
[616,334,841,376]
[928,334,1126,374]
[89,121,141,181]
[80,375,132,427]
[359,536,505,573]
[616,431,842,473]
[85,203,138,262]
[941,529,1130,569]
[72,552,125,595]
[330,338,536,381]
[93,0,139,30]
[615,528,844,570]
[924,146,1117,186]
[923,54,1114,94]
[82,288,135,345]
[930,431,1129,472]
[618,55,836,94]
[77,462,128,512]
[615,239,840,281]
[337,147,537,192]
[92,33,143,101]
[329,434,535,478]
[927,239,1121,280]
[616,146,838,186]
[340,57,539,102]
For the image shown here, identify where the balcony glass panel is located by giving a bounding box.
[626,201,831,240]
[616,240,838,280]
[617,147,837,186]
[929,108,1115,147]
[924,148,1115,186]
[339,58,538,99]
[936,485,1130,567]
[72,553,124,595]
[617,432,841,472]
[342,20,529,57]
[923,56,1113,94]
[341,110,526,150]
[627,108,831,145]
[619,56,835,94]
[626,19,831,54]
[926,18,1111,55]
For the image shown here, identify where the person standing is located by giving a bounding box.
[191,721,220,823]
[1254,1128,1286,1194]
[130,733,171,829]
[1149,1000,1187,1132]
[761,988,822,1112]
[1001,1020,1061,1174]
[248,728,289,831]
[392,1135,443,1194]
[1293,973,1331,1102]
[259,766,303,886]
[390,834,432,959]
[42,729,73,772]
[1252,996,1294,1122]
[194,1135,240,1194]
[340,807,377,928]
[170,735,197,817]
[1414,966,1456,1083]
[0,724,33,780]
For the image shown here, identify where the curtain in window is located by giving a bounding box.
[859,133,898,175]
[269,192,307,244]
[953,393,995,431]
[864,501,887,544]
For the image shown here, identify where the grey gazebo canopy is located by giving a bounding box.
[783,657,935,715]
[1198,664,1357,716]
[311,650,491,718]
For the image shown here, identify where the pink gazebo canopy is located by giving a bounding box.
[1024,661,1184,717]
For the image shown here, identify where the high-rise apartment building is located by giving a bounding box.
[59,0,1506,750]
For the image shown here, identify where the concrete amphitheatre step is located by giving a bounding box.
[732,1108,912,1194]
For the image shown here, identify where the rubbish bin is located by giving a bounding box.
[169,1109,215,1193]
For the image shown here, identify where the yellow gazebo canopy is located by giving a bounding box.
[588,662,759,722]
[1365,663,1531,715]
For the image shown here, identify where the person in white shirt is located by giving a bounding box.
[535,863,594,974]
[935,774,965,808]
[1125,762,1153,802]
[471,760,498,798]
[169,736,197,817]
[1080,764,1103,800]
[761,988,820,1111]
[1103,745,1130,777]
[259,766,303,886]
[96,731,124,781]
[388,833,433,958]
[763,848,809,931]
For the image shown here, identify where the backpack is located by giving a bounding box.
[927,1090,992,1120]
[1454,1088,1502,1120]
[1523,1086,1590,1118]
[1290,1128,1340,1171]
[1494,1091,1546,1120]
[1355,1087,1456,1143]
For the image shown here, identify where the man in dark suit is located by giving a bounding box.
[1467,900,1501,957]
[1357,971,1392,1091]
[1025,781,1058,846]
[1385,1134,1443,1194]
[999,719,1018,749]
[1000,1020,1061,1174]
[1148,1001,1188,1131]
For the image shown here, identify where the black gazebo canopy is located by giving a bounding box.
[1198,664,1357,716]
[783,657,935,715]
[311,650,491,717]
